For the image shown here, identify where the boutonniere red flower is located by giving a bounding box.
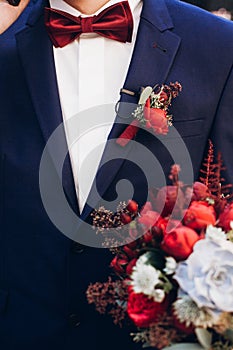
[117,82,182,147]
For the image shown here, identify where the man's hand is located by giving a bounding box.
[0,0,30,34]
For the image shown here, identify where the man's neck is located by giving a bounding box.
[63,0,111,14]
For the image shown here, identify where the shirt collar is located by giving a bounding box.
[49,0,141,17]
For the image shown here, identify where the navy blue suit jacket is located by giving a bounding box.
[1,0,233,349]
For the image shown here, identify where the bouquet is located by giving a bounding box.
[86,142,233,350]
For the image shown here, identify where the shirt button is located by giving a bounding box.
[69,314,81,327]
[71,242,85,254]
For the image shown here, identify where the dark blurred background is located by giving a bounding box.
[182,0,233,19]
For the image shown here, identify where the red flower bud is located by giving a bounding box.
[110,255,128,274]
[142,230,153,243]
[155,186,185,217]
[121,213,132,224]
[126,200,138,214]
[126,258,137,275]
[159,91,169,102]
[123,245,137,259]
[151,226,164,243]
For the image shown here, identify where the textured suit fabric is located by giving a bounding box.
[1,0,233,349]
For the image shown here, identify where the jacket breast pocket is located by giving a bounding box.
[172,119,204,138]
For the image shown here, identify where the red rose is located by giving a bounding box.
[155,186,185,217]
[127,291,168,328]
[145,108,168,135]
[161,225,201,260]
[218,203,233,231]
[183,201,216,230]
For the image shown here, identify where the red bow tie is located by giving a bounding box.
[44,1,133,48]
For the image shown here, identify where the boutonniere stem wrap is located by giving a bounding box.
[116,82,182,147]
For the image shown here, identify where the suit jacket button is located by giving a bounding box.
[69,314,81,327]
[71,242,85,254]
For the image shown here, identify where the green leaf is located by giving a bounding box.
[141,249,166,270]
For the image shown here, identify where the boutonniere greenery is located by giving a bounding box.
[117,82,182,147]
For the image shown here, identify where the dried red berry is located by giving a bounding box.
[121,213,132,224]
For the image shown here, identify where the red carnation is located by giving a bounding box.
[127,291,169,328]
[183,201,216,230]
[161,225,201,260]
[218,203,233,232]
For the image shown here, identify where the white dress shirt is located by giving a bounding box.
[49,0,142,212]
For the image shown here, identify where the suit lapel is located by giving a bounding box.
[81,0,181,219]
[15,0,79,214]
[14,0,181,221]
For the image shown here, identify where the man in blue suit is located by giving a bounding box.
[1,0,233,349]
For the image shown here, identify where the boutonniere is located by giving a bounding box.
[116,82,182,147]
